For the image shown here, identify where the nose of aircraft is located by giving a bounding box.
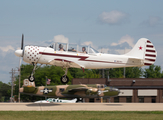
[114,88,120,93]
[15,49,23,57]
[103,87,120,97]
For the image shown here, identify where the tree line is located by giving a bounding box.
[0,64,163,102]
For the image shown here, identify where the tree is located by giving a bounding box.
[84,69,101,78]
[69,68,101,78]
[125,67,143,78]
[144,64,162,78]
[108,68,124,78]
[104,67,143,78]
[0,81,11,102]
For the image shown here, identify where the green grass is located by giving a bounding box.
[0,111,163,120]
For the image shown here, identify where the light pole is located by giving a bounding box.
[45,76,47,100]
[18,66,21,103]
[9,68,17,102]
[124,48,126,78]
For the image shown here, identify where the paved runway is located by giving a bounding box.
[0,103,163,111]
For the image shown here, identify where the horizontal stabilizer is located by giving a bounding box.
[127,58,143,66]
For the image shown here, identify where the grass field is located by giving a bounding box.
[0,111,163,120]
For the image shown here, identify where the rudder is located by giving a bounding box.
[125,38,157,66]
[144,40,157,66]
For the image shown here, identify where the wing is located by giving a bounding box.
[48,59,84,68]
[67,87,88,93]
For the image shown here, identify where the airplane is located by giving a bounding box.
[15,35,157,84]
[34,98,77,103]
[19,79,120,102]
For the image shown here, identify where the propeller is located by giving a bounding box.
[19,57,22,71]
[18,34,24,71]
[21,34,24,50]
[15,34,24,57]
[17,34,24,103]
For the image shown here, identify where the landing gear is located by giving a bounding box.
[60,67,69,84]
[28,63,42,82]
[61,75,69,84]
[76,98,83,103]
[28,75,35,82]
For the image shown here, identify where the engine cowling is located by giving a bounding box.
[23,46,40,64]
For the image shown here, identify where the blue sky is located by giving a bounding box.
[0,0,163,83]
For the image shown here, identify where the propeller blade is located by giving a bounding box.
[19,58,22,72]
[21,34,24,50]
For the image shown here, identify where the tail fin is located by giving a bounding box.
[23,79,35,87]
[125,38,157,66]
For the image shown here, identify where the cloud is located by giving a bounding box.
[98,35,134,54]
[115,48,132,54]
[141,16,162,27]
[81,41,98,50]
[53,35,69,43]
[82,41,93,46]
[111,35,134,48]
[43,35,69,46]
[154,46,163,69]
[99,10,129,25]
[0,50,19,83]
[0,45,15,52]
[99,48,110,53]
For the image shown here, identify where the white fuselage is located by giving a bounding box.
[34,98,77,103]
[22,46,143,69]
[15,38,157,70]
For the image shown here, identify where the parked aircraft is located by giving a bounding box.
[34,98,77,103]
[15,35,157,83]
[19,79,120,102]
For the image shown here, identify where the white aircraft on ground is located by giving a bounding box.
[15,35,157,84]
[34,98,77,103]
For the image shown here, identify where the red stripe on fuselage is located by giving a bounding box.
[39,52,88,60]
[55,59,72,62]
[39,52,125,64]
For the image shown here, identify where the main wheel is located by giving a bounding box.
[77,98,83,103]
[60,75,69,84]
[28,75,35,82]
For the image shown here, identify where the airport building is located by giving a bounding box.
[72,78,163,103]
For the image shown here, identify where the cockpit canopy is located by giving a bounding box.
[49,42,99,54]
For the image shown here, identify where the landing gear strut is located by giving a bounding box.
[60,67,69,84]
[28,63,42,82]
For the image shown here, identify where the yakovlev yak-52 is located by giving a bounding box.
[15,35,157,83]
[20,79,120,102]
